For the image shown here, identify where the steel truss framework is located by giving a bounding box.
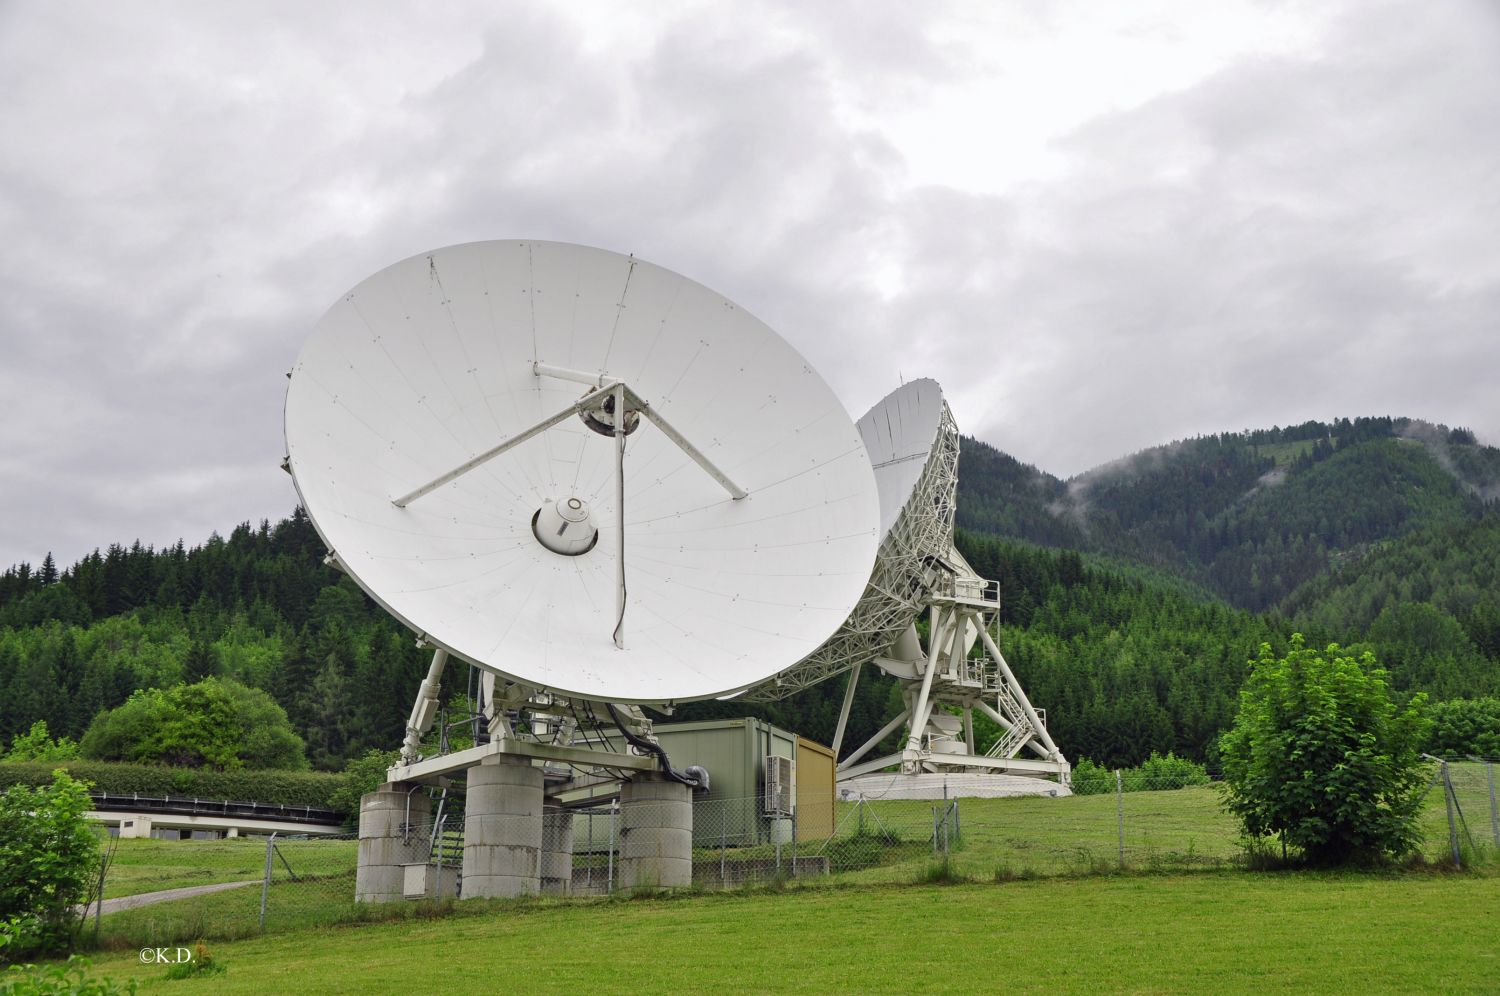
[745,402,962,700]
[834,574,1068,783]
[748,403,1069,785]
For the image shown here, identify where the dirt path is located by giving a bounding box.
[91,879,261,915]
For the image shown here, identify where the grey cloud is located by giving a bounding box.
[2,0,1497,573]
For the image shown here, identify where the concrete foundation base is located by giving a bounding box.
[541,801,573,896]
[356,786,432,903]
[619,773,692,890]
[839,770,1072,800]
[461,756,543,898]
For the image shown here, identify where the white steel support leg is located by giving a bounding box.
[904,605,946,755]
[840,709,910,771]
[613,382,626,650]
[978,625,1062,760]
[831,662,862,757]
[976,699,1018,736]
[963,708,975,754]
[401,648,449,764]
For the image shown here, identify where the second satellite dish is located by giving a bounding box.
[284,241,880,703]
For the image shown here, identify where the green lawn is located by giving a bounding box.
[101,837,356,899]
[76,872,1500,994]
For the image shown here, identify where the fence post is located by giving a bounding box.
[1115,770,1125,869]
[607,802,617,894]
[791,807,797,877]
[1442,761,1461,868]
[259,832,277,932]
[720,810,727,888]
[1487,761,1499,850]
[586,812,594,892]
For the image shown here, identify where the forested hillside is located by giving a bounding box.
[959,417,1500,612]
[0,511,427,769]
[2,415,1496,774]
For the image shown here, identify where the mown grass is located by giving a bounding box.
[102,836,357,899]
[79,872,1500,994]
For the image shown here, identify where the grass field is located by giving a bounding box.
[79,768,1497,971]
[75,871,1500,994]
[102,836,358,900]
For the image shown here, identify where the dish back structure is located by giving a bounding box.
[748,380,1070,792]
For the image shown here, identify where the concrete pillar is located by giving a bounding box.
[541,800,574,896]
[619,773,692,890]
[356,785,430,903]
[462,756,543,898]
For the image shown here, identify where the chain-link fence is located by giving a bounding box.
[94,760,1498,947]
[1420,758,1499,869]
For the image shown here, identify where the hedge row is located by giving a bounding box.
[0,760,352,813]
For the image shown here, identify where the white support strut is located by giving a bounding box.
[532,361,747,501]
[613,381,627,650]
[978,624,1062,760]
[400,648,449,764]
[839,708,911,771]
[904,605,944,754]
[391,393,608,507]
[623,387,748,501]
[831,661,862,756]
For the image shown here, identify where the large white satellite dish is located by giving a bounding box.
[284,240,880,704]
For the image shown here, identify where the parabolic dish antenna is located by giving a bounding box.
[858,378,949,541]
[746,377,956,699]
[284,240,880,703]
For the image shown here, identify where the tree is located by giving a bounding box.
[181,638,218,684]
[1425,697,1500,757]
[37,553,57,588]
[0,770,101,955]
[2,721,80,763]
[80,678,308,771]
[1219,635,1431,864]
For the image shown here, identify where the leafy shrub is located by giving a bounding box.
[328,749,400,816]
[2,722,80,763]
[1068,757,1113,795]
[0,771,101,958]
[1127,752,1211,791]
[2,955,137,994]
[81,678,307,771]
[1220,635,1431,865]
[0,761,348,812]
[1069,753,1209,794]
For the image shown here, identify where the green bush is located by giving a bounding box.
[0,771,101,958]
[328,748,400,816]
[1220,635,1431,865]
[1068,757,1114,795]
[0,761,348,812]
[1128,752,1211,791]
[2,955,137,994]
[2,722,80,764]
[1069,753,1210,794]
[81,678,307,771]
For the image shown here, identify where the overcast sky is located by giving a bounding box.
[3,0,1497,570]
